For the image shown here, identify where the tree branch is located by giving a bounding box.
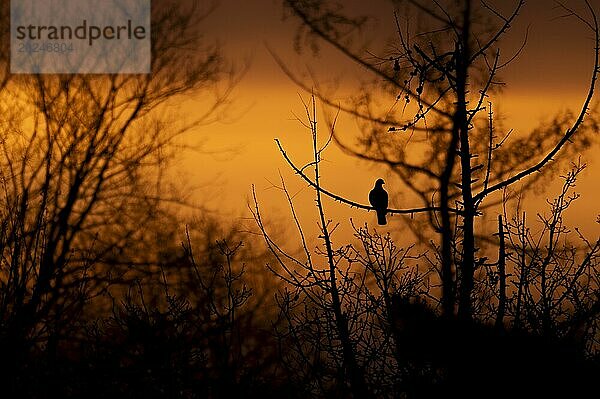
[475,1,599,202]
[275,138,462,215]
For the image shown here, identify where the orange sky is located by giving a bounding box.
[178,0,600,244]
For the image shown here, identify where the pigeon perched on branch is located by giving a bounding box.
[369,178,388,225]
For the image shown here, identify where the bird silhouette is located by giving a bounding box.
[369,178,388,225]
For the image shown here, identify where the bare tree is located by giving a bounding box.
[253,96,429,397]
[276,0,599,320]
[0,0,239,387]
[247,1,600,396]
[257,97,599,397]
[498,161,600,352]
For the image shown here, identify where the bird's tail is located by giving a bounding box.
[377,210,387,225]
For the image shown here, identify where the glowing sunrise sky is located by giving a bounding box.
[179,0,600,242]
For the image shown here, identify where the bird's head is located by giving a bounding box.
[375,178,385,187]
